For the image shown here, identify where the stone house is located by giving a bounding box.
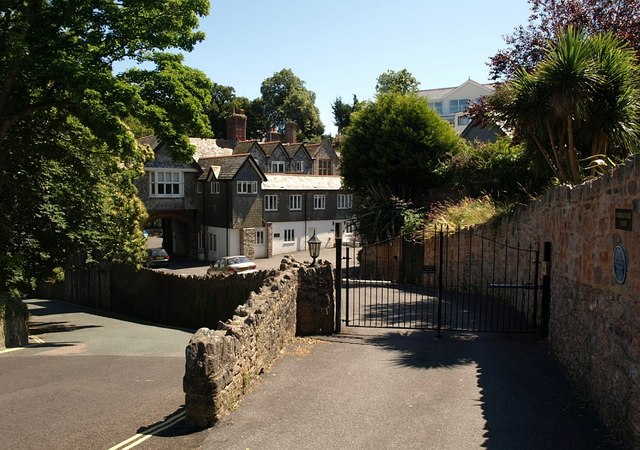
[135,111,352,260]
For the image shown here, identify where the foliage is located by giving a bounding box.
[489,28,640,184]
[490,0,640,81]
[426,196,504,230]
[353,181,424,242]
[341,93,464,199]
[0,112,149,291]
[0,0,211,292]
[206,83,253,139]
[375,69,419,95]
[441,137,548,201]
[331,95,362,134]
[259,69,324,140]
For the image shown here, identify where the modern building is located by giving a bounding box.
[418,79,495,135]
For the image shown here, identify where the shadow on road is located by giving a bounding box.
[365,330,626,450]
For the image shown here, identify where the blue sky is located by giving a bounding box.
[179,0,533,135]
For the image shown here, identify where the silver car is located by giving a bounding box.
[207,255,257,275]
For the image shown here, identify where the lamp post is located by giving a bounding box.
[307,232,321,266]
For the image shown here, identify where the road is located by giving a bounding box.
[0,299,208,450]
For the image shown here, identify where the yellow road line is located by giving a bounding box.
[108,411,185,450]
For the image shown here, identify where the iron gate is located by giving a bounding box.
[339,227,551,335]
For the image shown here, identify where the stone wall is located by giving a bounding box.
[450,156,640,446]
[183,258,334,429]
[0,294,29,349]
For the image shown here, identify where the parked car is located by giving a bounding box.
[342,232,361,247]
[146,248,170,267]
[207,255,257,276]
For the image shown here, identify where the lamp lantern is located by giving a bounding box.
[307,232,321,266]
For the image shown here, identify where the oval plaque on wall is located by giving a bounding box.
[613,245,627,284]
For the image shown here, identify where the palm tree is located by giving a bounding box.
[491,27,640,184]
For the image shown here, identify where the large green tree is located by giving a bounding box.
[331,95,362,135]
[490,0,640,81]
[341,93,464,199]
[259,68,324,140]
[490,28,640,184]
[0,0,212,292]
[375,69,419,95]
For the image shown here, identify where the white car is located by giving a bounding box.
[342,232,361,247]
[207,255,257,275]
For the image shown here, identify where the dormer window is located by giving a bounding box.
[270,161,285,173]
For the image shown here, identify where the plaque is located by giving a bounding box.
[615,209,633,231]
[613,245,627,284]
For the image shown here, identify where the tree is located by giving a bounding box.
[332,95,362,134]
[490,0,640,81]
[0,0,211,292]
[341,93,464,199]
[206,83,253,139]
[259,69,324,139]
[375,69,419,95]
[490,28,640,184]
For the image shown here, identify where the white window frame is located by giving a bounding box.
[289,194,302,211]
[337,194,353,209]
[264,194,278,211]
[210,181,220,194]
[294,161,304,172]
[314,194,326,210]
[449,98,470,114]
[318,159,332,175]
[284,229,295,243]
[196,182,202,194]
[237,180,258,194]
[256,230,265,245]
[208,233,217,251]
[197,231,203,250]
[148,170,184,198]
[270,161,285,173]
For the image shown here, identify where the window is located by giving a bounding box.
[208,233,217,251]
[314,194,326,210]
[270,161,285,173]
[429,101,443,114]
[149,171,183,198]
[284,229,295,242]
[264,194,278,211]
[318,159,332,175]
[197,231,203,250]
[294,161,304,172]
[256,230,265,245]
[196,183,202,194]
[237,180,257,194]
[449,98,470,114]
[289,194,302,211]
[210,181,220,194]
[337,194,353,209]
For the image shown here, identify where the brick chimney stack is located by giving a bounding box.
[226,109,247,143]
[266,127,280,142]
[285,122,297,143]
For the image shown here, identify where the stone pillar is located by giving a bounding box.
[295,262,335,335]
[240,228,256,260]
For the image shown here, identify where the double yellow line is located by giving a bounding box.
[107,411,185,450]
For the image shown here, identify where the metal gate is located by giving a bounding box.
[339,227,551,335]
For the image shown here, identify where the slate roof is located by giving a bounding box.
[262,174,343,191]
[305,143,321,158]
[260,142,283,157]
[189,138,234,160]
[232,140,262,155]
[198,154,266,181]
[282,143,307,158]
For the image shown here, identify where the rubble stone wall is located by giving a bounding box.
[183,257,334,429]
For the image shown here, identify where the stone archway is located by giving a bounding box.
[146,211,197,258]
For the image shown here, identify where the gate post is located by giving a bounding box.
[437,227,444,338]
[335,223,342,333]
[541,242,552,337]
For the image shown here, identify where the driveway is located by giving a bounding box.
[201,328,624,450]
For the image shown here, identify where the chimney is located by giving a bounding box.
[226,109,247,143]
[266,127,280,142]
[285,122,297,143]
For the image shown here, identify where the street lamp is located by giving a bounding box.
[307,232,321,266]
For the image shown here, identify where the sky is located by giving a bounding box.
[178,0,533,136]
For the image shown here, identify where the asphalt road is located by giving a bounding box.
[0,299,208,450]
